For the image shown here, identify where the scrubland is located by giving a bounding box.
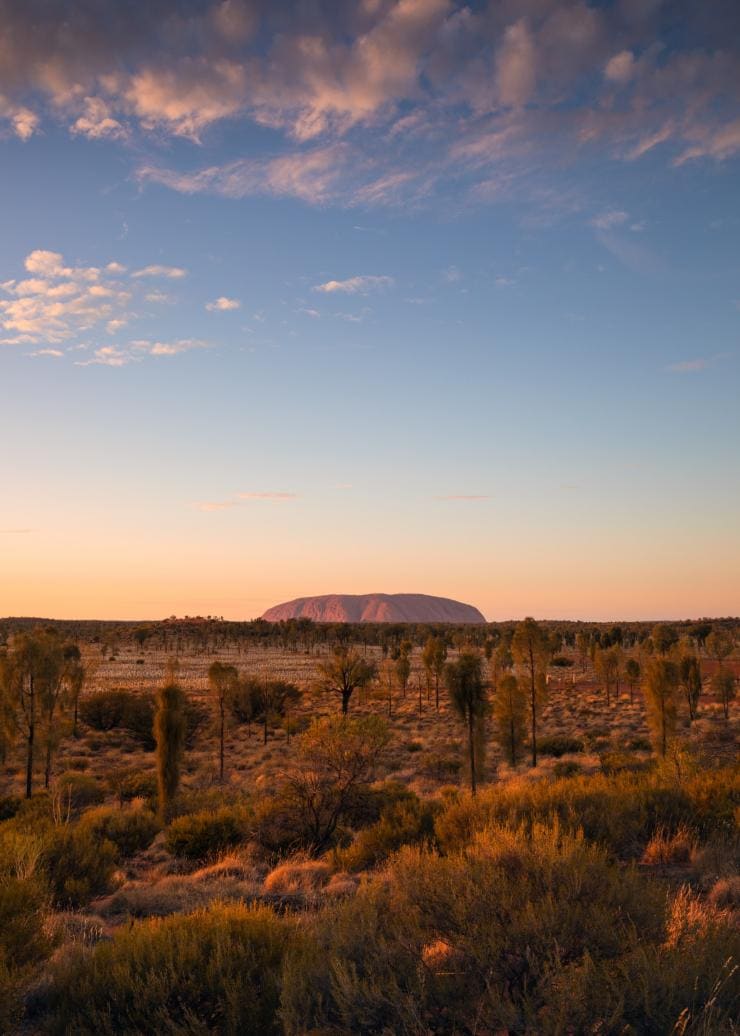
[0,621,737,1034]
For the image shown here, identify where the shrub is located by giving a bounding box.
[420,751,462,780]
[551,655,574,667]
[642,825,696,867]
[553,760,583,778]
[0,875,52,1032]
[41,903,290,1035]
[434,768,739,860]
[79,689,132,730]
[281,820,666,1035]
[537,735,584,757]
[41,824,117,907]
[263,858,332,895]
[81,806,160,859]
[56,772,105,811]
[107,768,158,805]
[0,795,21,821]
[166,806,247,860]
[337,797,438,872]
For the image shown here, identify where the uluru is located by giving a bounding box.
[261,593,486,624]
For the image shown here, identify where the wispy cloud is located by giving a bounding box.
[132,265,187,279]
[666,358,709,373]
[191,491,299,513]
[436,494,490,501]
[314,275,393,295]
[590,210,629,231]
[206,296,241,312]
[29,348,64,358]
[76,339,208,367]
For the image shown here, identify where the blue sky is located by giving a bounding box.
[1,0,739,620]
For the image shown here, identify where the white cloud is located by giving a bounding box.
[71,96,127,140]
[132,265,187,279]
[314,275,393,294]
[76,338,208,367]
[590,210,629,231]
[206,296,241,311]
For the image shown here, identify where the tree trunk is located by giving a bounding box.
[468,709,477,795]
[219,699,225,781]
[25,675,35,799]
[529,646,537,768]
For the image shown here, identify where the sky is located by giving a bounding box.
[1,0,739,623]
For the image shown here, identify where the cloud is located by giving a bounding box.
[132,265,187,279]
[192,490,299,512]
[0,527,33,533]
[666,358,708,373]
[314,275,393,294]
[206,296,241,311]
[436,494,490,501]
[237,492,298,501]
[0,251,131,344]
[590,210,629,231]
[71,96,126,140]
[75,338,208,367]
[604,51,635,85]
[29,348,64,357]
[0,1,739,211]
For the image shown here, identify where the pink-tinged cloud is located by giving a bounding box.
[666,358,708,373]
[237,492,299,501]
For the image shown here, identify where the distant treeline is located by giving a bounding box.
[1,614,738,656]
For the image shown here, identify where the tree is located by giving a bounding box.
[316,647,377,715]
[490,642,513,689]
[651,624,678,656]
[281,715,389,852]
[422,637,447,711]
[255,680,302,744]
[624,657,641,705]
[595,647,619,706]
[712,669,736,721]
[706,630,733,672]
[643,658,678,757]
[494,673,527,767]
[512,618,548,767]
[445,651,488,795]
[678,654,702,721]
[154,679,186,821]
[208,661,238,781]
[395,650,411,700]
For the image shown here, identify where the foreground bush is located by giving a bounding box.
[336,795,438,872]
[41,904,290,1035]
[81,806,160,859]
[435,768,739,859]
[281,820,667,1034]
[41,824,117,907]
[166,806,248,860]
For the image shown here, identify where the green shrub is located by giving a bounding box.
[107,768,158,805]
[42,903,290,1035]
[81,807,160,859]
[79,689,132,730]
[337,797,438,872]
[41,824,117,907]
[537,735,584,757]
[166,806,247,860]
[56,772,105,811]
[0,877,53,1031]
[434,768,739,860]
[281,821,665,1034]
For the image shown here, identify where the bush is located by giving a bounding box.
[553,760,583,778]
[537,735,584,757]
[434,768,739,860]
[420,751,462,780]
[0,875,52,1032]
[166,806,248,860]
[551,655,574,667]
[81,806,160,859]
[79,690,205,750]
[0,795,21,821]
[41,904,290,1035]
[56,772,105,811]
[41,824,117,907]
[337,797,438,872]
[281,821,666,1034]
[107,768,158,805]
